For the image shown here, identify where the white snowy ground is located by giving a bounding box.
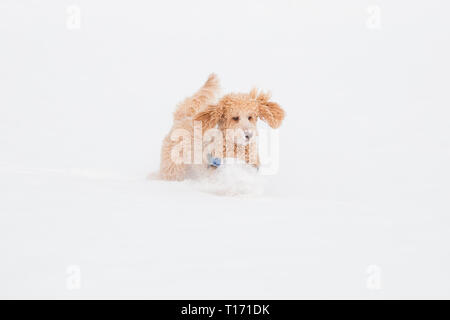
[1,1,450,299]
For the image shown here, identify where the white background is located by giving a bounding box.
[1,0,449,298]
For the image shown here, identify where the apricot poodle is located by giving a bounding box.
[157,74,285,181]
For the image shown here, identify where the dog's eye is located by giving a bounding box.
[248,116,253,121]
[232,116,239,121]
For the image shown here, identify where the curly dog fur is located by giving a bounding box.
[157,74,285,181]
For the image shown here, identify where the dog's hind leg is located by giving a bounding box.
[159,133,189,181]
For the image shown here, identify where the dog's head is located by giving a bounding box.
[194,89,285,145]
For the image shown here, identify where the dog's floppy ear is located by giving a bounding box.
[254,90,285,129]
[194,104,223,130]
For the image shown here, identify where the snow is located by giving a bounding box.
[1,0,450,299]
[189,164,265,197]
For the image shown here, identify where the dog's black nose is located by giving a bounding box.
[244,130,253,140]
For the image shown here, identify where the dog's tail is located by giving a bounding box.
[173,73,221,121]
